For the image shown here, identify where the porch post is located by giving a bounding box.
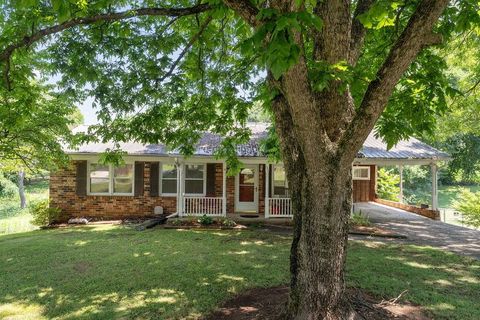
[178,161,185,216]
[175,159,181,215]
[398,164,404,203]
[222,161,227,216]
[265,163,270,219]
[431,163,438,211]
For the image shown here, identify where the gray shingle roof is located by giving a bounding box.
[68,124,449,160]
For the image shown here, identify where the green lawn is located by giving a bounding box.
[438,185,480,208]
[0,180,48,235]
[0,227,479,320]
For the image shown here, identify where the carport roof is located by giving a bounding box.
[68,123,449,160]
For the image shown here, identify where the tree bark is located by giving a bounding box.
[287,165,353,319]
[18,171,27,209]
[273,90,355,319]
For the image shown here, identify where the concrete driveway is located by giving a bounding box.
[353,202,480,260]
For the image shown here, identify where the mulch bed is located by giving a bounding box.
[204,286,429,320]
[262,224,406,239]
[349,225,407,238]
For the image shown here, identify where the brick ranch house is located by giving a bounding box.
[50,123,449,220]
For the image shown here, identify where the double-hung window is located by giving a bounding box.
[161,164,177,196]
[352,166,370,180]
[185,164,205,195]
[89,163,134,195]
[272,164,289,197]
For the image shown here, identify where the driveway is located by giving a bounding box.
[353,202,480,260]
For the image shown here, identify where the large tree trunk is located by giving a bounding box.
[272,90,356,319]
[18,171,27,209]
[286,165,353,319]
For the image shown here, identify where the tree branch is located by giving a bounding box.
[339,0,450,161]
[222,0,259,27]
[0,3,212,63]
[349,0,376,65]
[155,16,212,85]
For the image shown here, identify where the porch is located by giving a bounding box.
[177,162,293,219]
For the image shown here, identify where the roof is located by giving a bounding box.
[359,133,450,160]
[68,123,449,160]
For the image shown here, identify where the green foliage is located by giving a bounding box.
[453,189,480,228]
[350,211,371,227]
[198,214,214,226]
[357,1,403,30]
[403,166,431,205]
[1,1,480,176]
[30,200,61,226]
[0,179,48,234]
[439,134,480,184]
[259,125,281,161]
[242,9,322,79]
[377,168,400,201]
[0,77,82,171]
[221,218,236,228]
[0,175,18,198]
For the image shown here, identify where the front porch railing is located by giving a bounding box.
[268,198,292,217]
[183,197,224,216]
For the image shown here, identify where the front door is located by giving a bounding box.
[235,165,258,213]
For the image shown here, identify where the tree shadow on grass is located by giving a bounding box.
[347,241,480,320]
[0,227,290,319]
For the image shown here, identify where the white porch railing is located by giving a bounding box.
[268,198,292,218]
[183,197,224,216]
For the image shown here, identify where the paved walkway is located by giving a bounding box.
[353,202,480,260]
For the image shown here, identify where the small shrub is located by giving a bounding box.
[169,218,183,226]
[377,168,400,201]
[222,218,236,228]
[453,189,480,228]
[30,200,61,226]
[198,214,214,226]
[350,211,371,227]
[0,175,18,197]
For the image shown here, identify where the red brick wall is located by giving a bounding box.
[226,176,235,213]
[258,164,265,214]
[50,161,177,220]
[374,198,440,220]
[51,161,281,218]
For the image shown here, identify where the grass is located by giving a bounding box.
[0,180,48,235]
[0,227,479,320]
[438,185,480,208]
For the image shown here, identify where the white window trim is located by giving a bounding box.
[271,164,289,198]
[184,163,207,196]
[160,163,178,197]
[352,166,370,180]
[87,162,135,196]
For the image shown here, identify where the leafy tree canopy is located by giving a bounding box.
[1,0,478,162]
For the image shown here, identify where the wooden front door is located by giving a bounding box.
[235,165,258,212]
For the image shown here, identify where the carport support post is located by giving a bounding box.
[398,164,404,203]
[431,163,438,211]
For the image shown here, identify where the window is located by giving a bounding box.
[185,164,205,195]
[90,164,110,194]
[113,164,133,193]
[352,166,370,180]
[272,165,289,197]
[161,164,177,195]
[88,163,134,195]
